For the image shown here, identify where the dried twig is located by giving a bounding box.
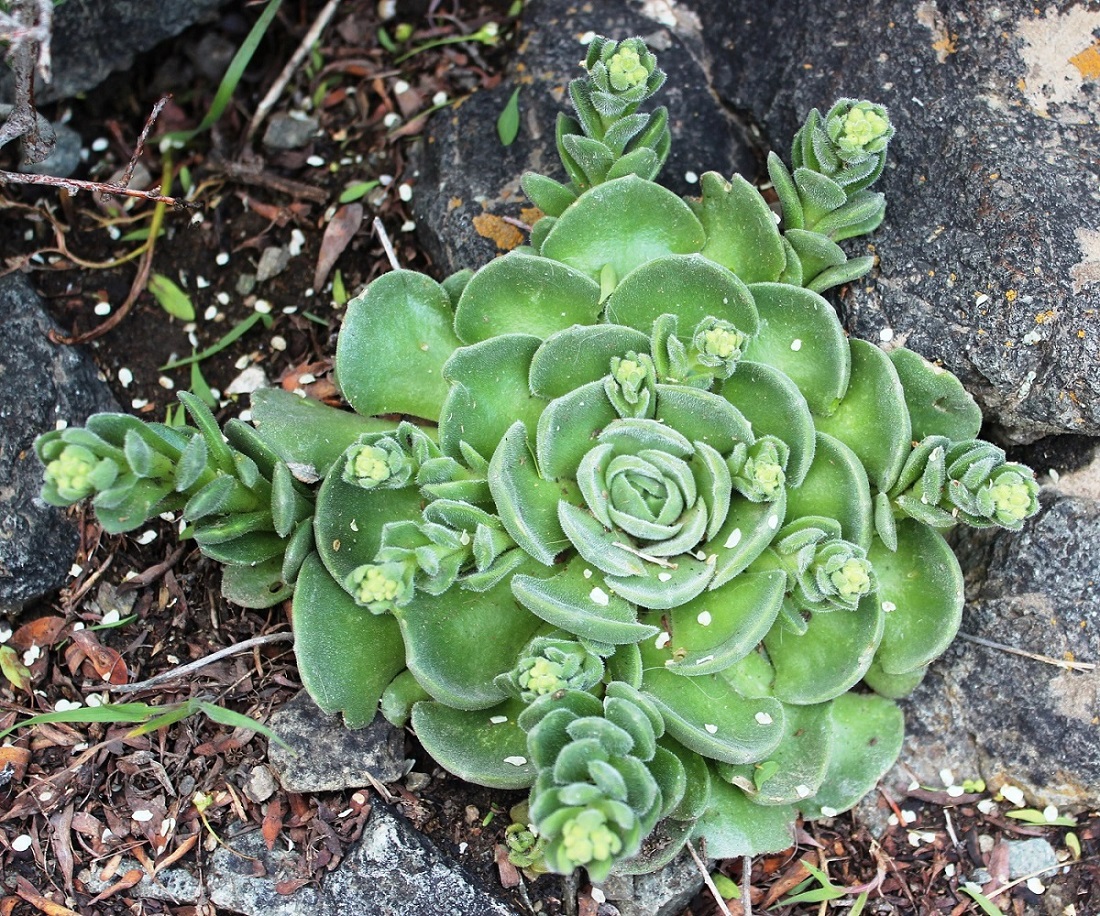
[686,839,734,916]
[0,169,191,205]
[957,631,1096,671]
[245,0,346,142]
[107,632,293,694]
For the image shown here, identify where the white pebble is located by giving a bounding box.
[254,299,272,314]
[796,784,812,798]
[1000,784,1026,807]
[658,572,672,582]
[70,563,83,577]
[489,715,508,724]
[882,600,896,612]
[940,768,955,787]
[400,220,416,232]
[0,624,11,643]
[724,528,742,549]
[902,809,917,824]
[767,515,779,529]
[879,327,894,342]
[697,611,712,626]
[432,91,448,106]
[684,171,698,184]
[157,376,174,390]
[754,711,773,725]
[216,291,231,306]
[976,799,997,815]
[215,252,230,266]
[820,806,838,817]
[306,155,326,168]
[23,644,41,665]
[270,335,287,351]
[383,112,402,129]
[704,723,718,734]
[582,568,592,579]
[398,183,413,202]
[790,338,802,351]
[132,810,154,822]
[589,587,610,607]
[655,632,671,650]
[503,756,527,767]
[11,835,32,852]
[1026,877,1046,894]
[94,302,111,316]
[393,79,410,94]
[55,698,83,712]
[946,785,965,797]
[91,137,109,152]
[1043,804,1060,821]
[101,609,121,625]
[116,367,133,387]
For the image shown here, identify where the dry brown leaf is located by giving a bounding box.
[13,878,81,916]
[9,617,68,651]
[87,868,144,905]
[0,745,31,782]
[762,857,812,908]
[494,844,520,889]
[313,202,363,291]
[67,628,128,685]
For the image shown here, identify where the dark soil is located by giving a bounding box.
[1,2,1097,915]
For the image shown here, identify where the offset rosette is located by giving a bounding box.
[890,437,1040,531]
[496,636,606,703]
[519,685,686,881]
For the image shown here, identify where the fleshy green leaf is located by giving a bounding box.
[413,698,535,788]
[529,324,650,398]
[693,172,786,284]
[453,252,601,344]
[291,553,405,727]
[540,175,705,284]
[497,87,521,146]
[867,519,963,675]
[743,283,850,417]
[693,774,795,858]
[605,254,758,339]
[815,339,912,493]
[784,433,873,550]
[335,270,461,422]
[889,348,982,441]
[147,273,195,321]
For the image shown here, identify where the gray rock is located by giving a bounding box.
[0,274,118,610]
[687,0,1100,443]
[256,246,291,283]
[19,122,82,178]
[410,0,757,277]
[0,0,231,105]
[209,830,319,916]
[262,113,320,152]
[1006,837,1059,881]
[319,803,518,915]
[597,847,707,916]
[266,691,407,792]
[78,856,201,904]
[895,486,1100,811]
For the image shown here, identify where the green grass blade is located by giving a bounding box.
[497,87,521,146]
[0,702,162,740]
[960,883,1006,916]
[197,701,293,751]
[160,311,271,370]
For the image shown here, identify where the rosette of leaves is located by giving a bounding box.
[38,34,1042,881]
[36,392,316,607]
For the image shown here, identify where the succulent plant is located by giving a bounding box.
[38,35,1040,882]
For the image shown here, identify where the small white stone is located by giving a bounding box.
[393,79,410,94]
[70,563,84,577]
[684,171,698,184]
[882,600,896,612]
[888,813,900,826]
[820,806,838,817]
[944,863,956,878]
[55,698,82,712]
[383,112,402,128]
[132,810,154,822]
[695,550,707,560]
[976,798,997,815]
[796,784,811,798]
[101,609,121,625]
[118,367,133,387]
[704,723,718,734]
[1000,784,1026,807]
[1026,877,1046,894]
[458,841,468,855]
[503,756,527,767]
[216,291,231,305]
[288,228,307,257]
[974,293,990,306]
[271,335,287,351]
[754,711,773,725]
[697,611,712,626]
[195,275,210,289]
[398,183,413,202]
[767,515,779,529]
[400,220,416,232]
[215,252,230,266]
[946,785,965,797]
[489,715,508,724]
[902,809,917,824]
[724,528,742,549]
[23,645,41,666]
[591,888,606,905]
[306,155,326,168]
[86,693,105,707]
[158,376,174,390]
[131,397,149,409]
[0,624,11,643]
[579,30,597,43]
[11,835,33,852]
[658,572,672,582]
[790,338,802,351]
[655,632,671,650]
[879,327,894,342]
[939,768,955,787]
[589,587,610,606]
[91,137,110,153]
[582,568,593,579]
[254,299,273,314]
[94,301,111,316]
[432,91,449,106]
[1043,804,1060,822]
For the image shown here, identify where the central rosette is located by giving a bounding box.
[576,419,718,560]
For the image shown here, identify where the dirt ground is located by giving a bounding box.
[0,2,1097,914]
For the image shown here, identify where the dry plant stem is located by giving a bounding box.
[245,0,346,142]
[119,95,170,191]
[742,855,753,916]
[0,169,191,207]
[957,631,1096,671]
[373,216,401,271]
[687,839,734,916]
[107,632,293,694]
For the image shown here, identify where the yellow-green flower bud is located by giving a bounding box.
[702,326,744,361]
[561,809,622,866]
[348,445,392,485]
[990,473,1035,523]
[45,445,101,502]
[843,107,888,149]
[520,656,567,695]
[345,563,411,612]
[607,47,648,92]
[830,557,872,602]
